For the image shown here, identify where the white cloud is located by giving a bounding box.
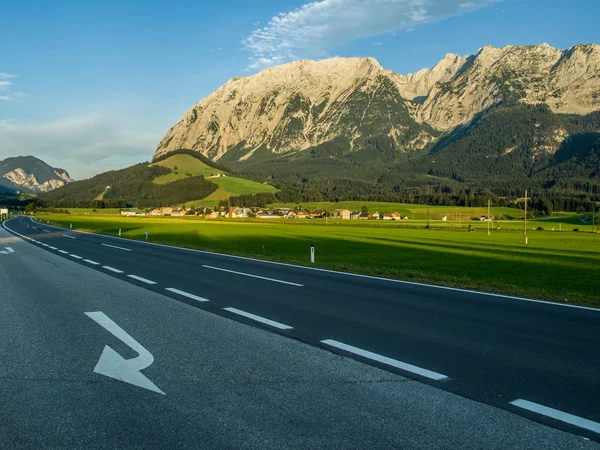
[0,72,23,100]
[0,115,162,179]
[243,0,501,70]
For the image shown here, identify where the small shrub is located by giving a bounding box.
[573,228,580,232]
[536,226,544,231]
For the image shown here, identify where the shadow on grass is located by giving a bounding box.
[355,234,600,266]
[45,217,600,305]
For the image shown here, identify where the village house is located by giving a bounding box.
[161,207,173,216]
[257,212,281,219]
[171,208,187,217]
[382,213,393,220]
[233,207,252,218]
[390,212,402,220]
[312,210,327,218]
[359,213,372,220]
[295,210,311,219]
[148,208,162,216]
[350,211,361,220]
[332,209,351,220]
[207,211,219,219]
[120,209,137,217]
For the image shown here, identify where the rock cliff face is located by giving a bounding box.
[155,43,600,163]
[396,43,600,129]
[0,156,72,193]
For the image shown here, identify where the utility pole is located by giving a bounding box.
[524,189,528,245]
[487,199,491,237]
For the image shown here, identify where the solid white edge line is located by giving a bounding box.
[41,244,49,247]
[127,274,157,285]
[63,235,76,239]
[69,254,83,259]
[48,246,58,250]
[101,243,132,252]
[58,250,69,254]
[7,218,600,313]
[165,288,209,302]
[202,265,303,287]
[321,339,448,381]
[102,266,125,274]
[511,399,600,434]
[83,259,100,265]
[223,307,293,330]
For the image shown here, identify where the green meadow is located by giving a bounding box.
[152,154,223,184]
[38,213,600,307]
[190,177,279,208]
[151,153,279,207]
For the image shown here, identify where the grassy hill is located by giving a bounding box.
[152,154,225,184]
[152,152,279,207]
[37,151,279,208]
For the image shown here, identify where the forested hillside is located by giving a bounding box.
[39,163,217,208]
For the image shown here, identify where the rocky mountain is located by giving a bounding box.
[0,156,72,193]
[157,57,437,161]
[155,43,600,164]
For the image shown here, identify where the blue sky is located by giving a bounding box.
[1,0,598,178]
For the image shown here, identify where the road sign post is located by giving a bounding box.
[310,244,315,264]
[145,231,149,241]
[119,228,122,237]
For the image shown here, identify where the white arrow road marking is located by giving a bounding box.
[0,247,14,255]
[85,312,165,395]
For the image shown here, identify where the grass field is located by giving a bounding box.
[270,201,529,220]
[38,213,600,307]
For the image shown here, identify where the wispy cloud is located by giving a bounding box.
[0,72,24,101]
[0,115,161,179]
[243,0,501,70]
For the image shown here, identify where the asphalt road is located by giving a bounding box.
[1,216,599,448]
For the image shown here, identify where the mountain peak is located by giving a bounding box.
[0,155,72,193]
[156,43,600,161]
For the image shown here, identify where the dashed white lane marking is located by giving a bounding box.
[165,288,209,302]
[511,399,600,434]
[103,266,124,274]
[321,339,448,381]
[202,265,303,287]
[127,275,157,285]
[49,246,58,250]
[58,250,69,254]
[42,230,50,233]
[69,254,83,259]
[83,259,101,265]
[223,307,293,330]
[63,235,76,239]
[41,244,49,247]
[101,243,132,252]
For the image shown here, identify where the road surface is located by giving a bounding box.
[1,216,599,448]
